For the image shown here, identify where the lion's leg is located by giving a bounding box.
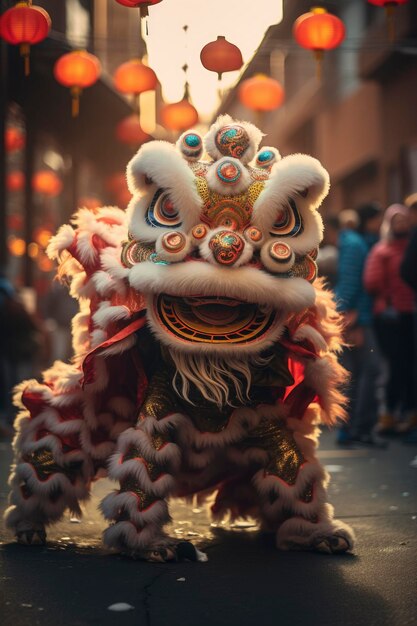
[102,411,205,562]
[248,408,355,554]
[5,381,94,545]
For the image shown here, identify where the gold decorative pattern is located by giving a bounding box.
[24,448,82,484]
[121,240,155,268]
[239,420,305,485]
[195,177,265,231]
[290,254,318,283]
[120,478,159,510]
[141,370,181,420]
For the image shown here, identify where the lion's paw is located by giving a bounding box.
[16,528,47,546]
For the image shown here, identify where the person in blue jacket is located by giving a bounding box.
[334,204,383,445]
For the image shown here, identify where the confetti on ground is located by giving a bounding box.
[21,603,32,608]
[410,457,417,468]
[389,506,399,511]
[402,492,410,497]
[107,603,135,612]
[177,577,186,582]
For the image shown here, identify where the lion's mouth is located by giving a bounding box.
[153,294,279,344]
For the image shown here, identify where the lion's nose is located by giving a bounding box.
[208,230,245,266]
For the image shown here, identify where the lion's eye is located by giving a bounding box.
[146,190,182,228]
[269,198,303,237]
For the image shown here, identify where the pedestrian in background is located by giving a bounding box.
[317,215,339,289]
[334,203,383,446]
[364,203,416,435]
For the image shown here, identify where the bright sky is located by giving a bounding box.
[145,0,283,122]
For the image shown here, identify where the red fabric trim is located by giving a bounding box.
[82,317,146,387]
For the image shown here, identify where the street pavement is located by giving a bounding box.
[0,431,416,626]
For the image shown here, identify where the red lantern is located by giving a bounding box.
[200,36,243,80]
[6,171,25,192]
[32,170,62,197]
[113,59,157,95]
[115,0,162,18]
[54,50,101,117]
[0,1,51,76]
[367,0,408,41]
[5,127,25,152]
[238,74,284,112]
[115,115,151,146]
[293,7,345,79]
[160,84,198,132]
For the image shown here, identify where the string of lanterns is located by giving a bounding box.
[0,0,410,123]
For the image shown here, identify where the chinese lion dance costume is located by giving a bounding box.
[5,116,355,561]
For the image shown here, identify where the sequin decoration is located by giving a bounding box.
[120,479,159,511]
[146,188,182,228]
[248,166,269,182]
[181,133,203,159]
[244,226,263,243]
[121,240,155,268]
[239,419,305,485]
[209,230,245,265]
[191,223,207,240]
[290,254,317,283]
[24,448,82,484]
[216,160,241,184]
[215,125,250,159]
[270,198,303,237]
[161,231,186,253]
[270,241,292,263]
[256,150,276,169]
[141,371,180,420]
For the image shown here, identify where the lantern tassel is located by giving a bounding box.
[20,43,30,77]
[385,4,396,43]
[71,87,81,118]
[313,49,323,82]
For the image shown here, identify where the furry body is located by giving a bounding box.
[5,117,354,558]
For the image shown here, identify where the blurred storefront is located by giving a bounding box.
[218,0,417,213]
[0,0,146,290]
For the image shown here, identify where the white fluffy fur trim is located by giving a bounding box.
[276,515,355,551]
[176,129,203,161]
[292,324,328,354]
[103,520,169,551]
[204,115,263,165]
[126,141,202,226]
[205,157,252,196]
[252,154,328,250]
[46,224,75,260]
[107,454,175,497]
[92,301,130,330]
[129,260,315,312]
[198,226,254,269]
[100,491,169,527]
[112,427,182,468]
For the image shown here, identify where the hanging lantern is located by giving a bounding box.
[293,7,345,79]
[238,74,285,112]
[200,36,243,80]
[115,0,162,18]
[160,84,199,132]
[367,0,408,41]
[113,59,157,95]
[115,115,151,146]
[33,227,53,247]
[0,1,51,76]
[8,236,26,257]
[5,127,26,152]
[54,50,101,117]
[6,171,25,192]
[32,170,62,196]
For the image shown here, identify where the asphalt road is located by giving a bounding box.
[0,431,416,626]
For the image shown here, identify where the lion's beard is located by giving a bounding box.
[170,350,273,408]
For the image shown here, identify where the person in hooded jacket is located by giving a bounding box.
[364,204,417,434]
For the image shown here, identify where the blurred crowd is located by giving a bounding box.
[318,193,417,446]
